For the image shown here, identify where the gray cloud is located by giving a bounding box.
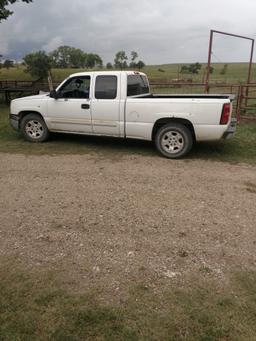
[0,0,255,64]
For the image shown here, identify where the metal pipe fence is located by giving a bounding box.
[1,80,256,118]
[151,82,256,118]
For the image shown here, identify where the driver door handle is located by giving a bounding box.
[81,104,90,109]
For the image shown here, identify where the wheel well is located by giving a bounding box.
[152,117,195,141]
[18,111,44,128]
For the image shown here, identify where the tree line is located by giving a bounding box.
[0,47,146,80]
[179,63,228,76]
[110,50,145,70]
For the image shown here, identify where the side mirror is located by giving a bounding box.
[49,89,58,99]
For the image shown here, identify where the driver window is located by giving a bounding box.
[58,76,90,99]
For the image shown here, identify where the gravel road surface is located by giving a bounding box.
[1,152,255,295]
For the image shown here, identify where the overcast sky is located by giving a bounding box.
[0,0,255,64]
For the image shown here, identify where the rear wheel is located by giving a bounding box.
[155,123,193,158]
[20,114,49,142]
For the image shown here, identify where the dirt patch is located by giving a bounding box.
[0,152,256,298]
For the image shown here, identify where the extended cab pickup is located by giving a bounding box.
[10,71,236,158]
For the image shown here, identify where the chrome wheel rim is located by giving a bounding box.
[161,130,184,154]
[25,120,44,139]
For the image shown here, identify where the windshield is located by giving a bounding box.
[127,74,150,96]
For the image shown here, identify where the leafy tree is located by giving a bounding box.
[114,51,128,69]
[220,64,228,75]
[130,51,138,67]
[131,51,138,62]
[3,59,14,69]
[23,51,52,80]
[137,60,145,70]
[180,63,201,75]
[0,0,33,22]
[50,46,102,69]
[188,62,201,74]
[50,45,73,68]
[85,53,102,68]
[94,54,103,68]
[68,48,86,68]
[106,62,113,69]
[180,65,189,74]
[129,51,145,69]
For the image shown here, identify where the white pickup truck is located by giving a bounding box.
[10,71,236,158]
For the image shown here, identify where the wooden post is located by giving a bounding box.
[47,70,54,92]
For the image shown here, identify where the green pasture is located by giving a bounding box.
[1,63,256,83]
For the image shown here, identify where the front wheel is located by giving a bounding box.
[155,123,193,158]
[20,114,49,142]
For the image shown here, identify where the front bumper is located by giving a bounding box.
[222,117,237,139]
[9,114,20,131]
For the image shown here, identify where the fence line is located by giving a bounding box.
[1,80,256,117]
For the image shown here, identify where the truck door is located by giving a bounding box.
[90,75,121,136]
[47,76,92,133]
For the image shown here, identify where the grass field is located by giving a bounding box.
[1,104,255,164]
[1,260,256,340]
[1,62,256,83]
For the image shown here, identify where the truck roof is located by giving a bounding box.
[67,70,147,78]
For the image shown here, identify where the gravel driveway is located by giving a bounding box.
[1,152,256,295]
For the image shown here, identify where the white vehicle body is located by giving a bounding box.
[10,71,236,158]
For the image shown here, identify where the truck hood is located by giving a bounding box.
[11,93,49,103]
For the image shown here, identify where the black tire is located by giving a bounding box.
[20,113,49,142]
[155,123,193,158]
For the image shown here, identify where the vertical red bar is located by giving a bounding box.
[205,30,213,93]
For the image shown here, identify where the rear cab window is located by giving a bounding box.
[127,74,150,96]
[95,75,117,99]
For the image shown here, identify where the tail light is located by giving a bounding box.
[220,103,231,125]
